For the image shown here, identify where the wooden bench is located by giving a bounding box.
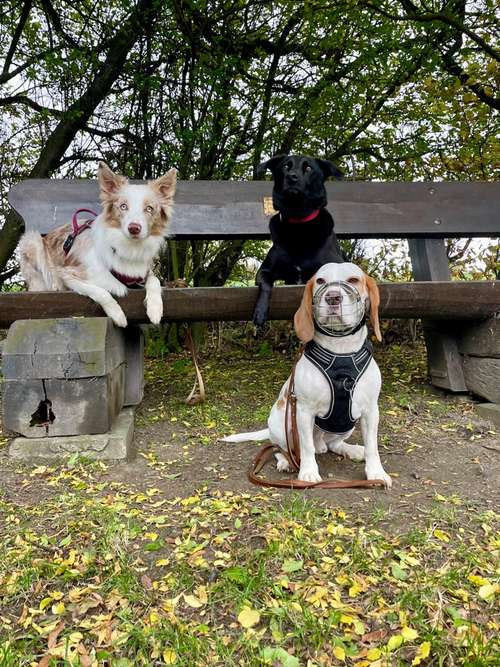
[1,179,499,455]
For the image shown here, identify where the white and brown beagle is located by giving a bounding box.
[223,262,392,489]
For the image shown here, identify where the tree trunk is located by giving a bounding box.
[0,0,159,273]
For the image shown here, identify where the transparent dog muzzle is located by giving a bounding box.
[312,280,367,337]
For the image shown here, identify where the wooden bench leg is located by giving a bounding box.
[124,325,144,406]
[408,239,467,392]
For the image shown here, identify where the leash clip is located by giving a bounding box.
[63,234,75,254]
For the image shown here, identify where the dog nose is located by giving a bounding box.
[287,172,299,183]
[128,223,141,236]
[325,290,342,305]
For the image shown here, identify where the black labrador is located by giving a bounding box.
[253,154,344,327]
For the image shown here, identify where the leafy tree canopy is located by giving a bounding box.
[0,0,498,284]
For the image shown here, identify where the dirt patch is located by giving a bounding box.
[2,341,497,529]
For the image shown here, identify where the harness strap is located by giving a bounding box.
[63,208,97,255]
[248,346,385,490]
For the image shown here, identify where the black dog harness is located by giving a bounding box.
[304,337,373,434]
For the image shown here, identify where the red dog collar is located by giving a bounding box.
[286,209,320,223]
[111,269,146,288]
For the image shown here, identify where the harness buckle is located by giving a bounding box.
[343,377,355,392]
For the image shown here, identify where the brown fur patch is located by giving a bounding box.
[43,225,71,264]
[277,398,285,410]
[101,201,121,229]
[150,211,168,236]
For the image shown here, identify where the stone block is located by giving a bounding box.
[2,318,125,379]
[3,366,124,437]
[9,407,135,461]
[2,317,127,437]
[463,356,500,404]
[475,403,500,428]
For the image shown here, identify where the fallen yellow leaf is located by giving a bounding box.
[332,645,345,661]
[401,626,419,641]
[237,607,260,629]
[163,648,177,664]
[412,641,431,665]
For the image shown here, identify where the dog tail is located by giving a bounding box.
[19,231,60,291]
[220,428,270,443]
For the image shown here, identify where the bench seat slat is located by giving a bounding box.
[0,282,498,327]
[8,180,500,239]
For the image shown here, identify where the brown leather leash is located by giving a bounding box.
[247,347,385,490]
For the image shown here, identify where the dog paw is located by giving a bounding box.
[252,308,268,328]
[343,444,365,462]
[112,282,128,298]
[314,440,328,454]
[298,467,322,483]
[275,453,291,473]
[366,464,392,489]
[110,308,128,328]
[146,300,163,325]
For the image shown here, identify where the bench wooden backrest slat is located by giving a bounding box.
[8,180,500,239]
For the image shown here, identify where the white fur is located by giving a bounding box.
[19,164,176,328]
[222,263,392,489]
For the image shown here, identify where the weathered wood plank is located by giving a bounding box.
[463,356,500,403]
[408,238,466,391]
[458,317,500,358]
[0,282,498,328]
[8,180,500,239]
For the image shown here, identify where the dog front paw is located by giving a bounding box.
[298,467,322,483]
[252,306,268,328]
[366,463,392,489]
[108,305,128,328]
[112,282,128,298]
[275,453,291,473]
[146,299,163,325]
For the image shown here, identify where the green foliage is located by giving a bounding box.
[0,0,498,282]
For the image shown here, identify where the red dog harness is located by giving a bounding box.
[64,209,146,288]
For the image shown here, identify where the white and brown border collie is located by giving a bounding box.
[19,162,176,327]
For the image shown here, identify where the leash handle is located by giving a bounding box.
[64,208,97,255]
[71,208,97,235]
[247,444,385,489]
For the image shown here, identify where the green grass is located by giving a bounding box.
[0,342,499,666]
[1,486,498,666]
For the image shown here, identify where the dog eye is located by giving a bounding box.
[283,164,291,171]
[316,277,326,285]
[120,203,128,211]
[145,205,154,213]
[304,165,312,172]
[347,276,360,284]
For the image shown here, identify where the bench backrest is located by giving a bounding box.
[9,180,500,239]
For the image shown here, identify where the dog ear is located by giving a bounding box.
[98,162,127,198]
[151,168,177,202]
[317,159,343,180]
[294,276,316,343]
[365,274,382,342]
[256,154,288,176]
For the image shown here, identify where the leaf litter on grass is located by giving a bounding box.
[0,342,499,666]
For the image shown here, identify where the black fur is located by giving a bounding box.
[253,154,344,327]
